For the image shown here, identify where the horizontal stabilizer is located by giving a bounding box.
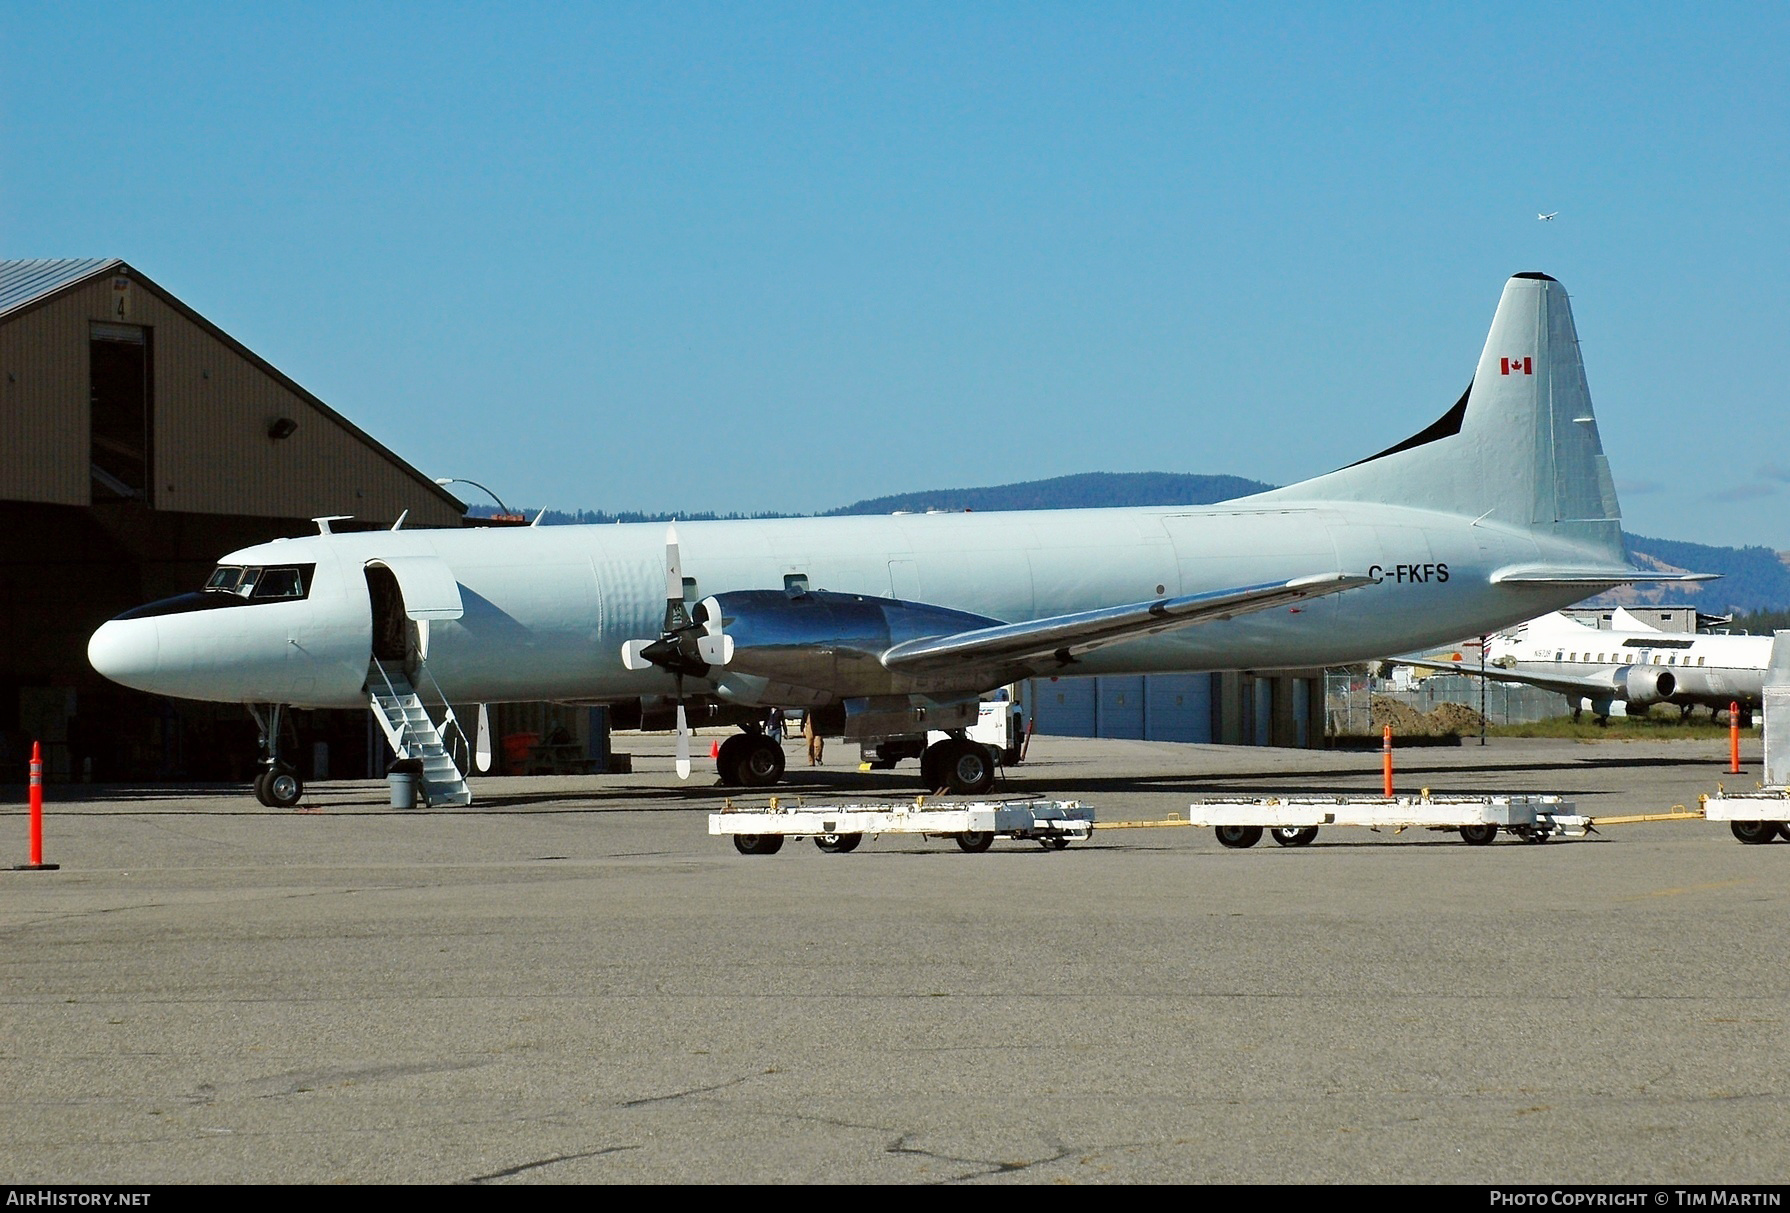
[882,572,1374,673]
[1490,566,1718,586]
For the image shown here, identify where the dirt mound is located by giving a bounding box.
[1369,695,1487,737]
[1430,701,1489,735]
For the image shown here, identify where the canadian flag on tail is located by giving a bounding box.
[1501,356,1533,375]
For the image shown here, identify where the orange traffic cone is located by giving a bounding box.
[709,740,720,759]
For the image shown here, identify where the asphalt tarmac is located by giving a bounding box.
[2,733,1785,1185]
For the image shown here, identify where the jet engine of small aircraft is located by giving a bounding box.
[1621,665,1677,705]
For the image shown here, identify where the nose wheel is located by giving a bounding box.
[254,766,304,808]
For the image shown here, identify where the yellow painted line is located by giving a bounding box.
[1590,810,1705,825]
[1623,878,1753,901]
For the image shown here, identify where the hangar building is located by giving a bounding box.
[0,258,466,782]
[1026,670,1328,748]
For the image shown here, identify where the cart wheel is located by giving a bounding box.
[1214,825,1263,849]
[1271,826,1318,848]
[813,832,861,853]
[733,833,784,855]
[1514,825,1551,844]
[1778,822,1790,842]
[1730,820,1778,845]
[1458,824,1499,846]
[956,830,994,853]
[1038,836,1071,850]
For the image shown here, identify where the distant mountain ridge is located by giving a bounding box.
[823,472,1275,515]
[493,471,1790,614]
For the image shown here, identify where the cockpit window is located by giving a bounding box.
[253,567,306,599]
[202,564,312,601]
[206,566,246,593]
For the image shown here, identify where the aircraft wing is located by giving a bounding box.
[881,572,1375,673]
[1392,655,1617,697]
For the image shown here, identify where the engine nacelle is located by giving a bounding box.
[702,589,1005,705]
[1621,665,1677,706]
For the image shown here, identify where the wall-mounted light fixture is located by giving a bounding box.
[267,417,298,440]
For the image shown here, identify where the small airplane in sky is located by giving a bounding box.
[1537,212,1559,221]
[89,273,1706,807]
[1396,607,1771,723]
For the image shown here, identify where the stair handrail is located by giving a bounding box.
[412,657,471,776]
[367,659,416,758]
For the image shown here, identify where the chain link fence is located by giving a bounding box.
[1326,672,1571,737]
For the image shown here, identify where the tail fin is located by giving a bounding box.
[1261,273,1624,560]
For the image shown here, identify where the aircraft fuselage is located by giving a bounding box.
[90,500,1611,710]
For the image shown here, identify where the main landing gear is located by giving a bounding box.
[247,703,304,808]
[716,729,786,788]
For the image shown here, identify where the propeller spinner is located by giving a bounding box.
[620,525,732,778]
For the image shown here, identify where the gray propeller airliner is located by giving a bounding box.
[89,273,1703,806]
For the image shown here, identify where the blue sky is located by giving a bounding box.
[4,4,1786,547]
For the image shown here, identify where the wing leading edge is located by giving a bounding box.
[1393,655,1617,698]
[881,572,1376,674]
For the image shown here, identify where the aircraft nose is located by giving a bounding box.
[88,618,161,690]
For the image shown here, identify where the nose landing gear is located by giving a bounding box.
[247,704,304,808]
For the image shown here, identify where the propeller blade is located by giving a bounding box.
[664,523,683,603]
[621,639,656,671]
[675,701,691,780]
[475,704,491,772]
[695,595,732,666]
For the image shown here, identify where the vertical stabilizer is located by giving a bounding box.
[1257,274,1624,561]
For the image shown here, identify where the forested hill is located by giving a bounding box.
[1611,534,1790,616]
[824,472,1275,515]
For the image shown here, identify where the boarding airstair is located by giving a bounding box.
[368,659,472,806]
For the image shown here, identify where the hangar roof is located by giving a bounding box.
[0,258,122,318]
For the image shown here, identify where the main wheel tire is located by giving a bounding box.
[1271,826,1319,848]
[942,739,996,795]
[252,769,272,806]
[1731,820,1778,845]
[1459,824,1499,846]
[813,832,862,853]
[1778,822,1790,842]
[262,768,303,809]
[1215,825,1263,849]
[956,830,994,853]
[736,736,786,788]
[715,734,752,786]
[733,833,784,855]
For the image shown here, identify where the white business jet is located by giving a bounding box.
[1538,212,1558,221]
[1401,608,1770,723]
[89,273,1704,806]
